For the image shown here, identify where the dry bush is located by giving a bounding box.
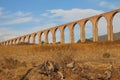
[52,49,75,68]
[1,57,27,69]
[103,53,111,58]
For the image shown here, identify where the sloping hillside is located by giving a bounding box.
[77,32,120,43]
[98,32,120,41]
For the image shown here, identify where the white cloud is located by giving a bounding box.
[99,1,119,9]
[0,8,120,42]
[41,8,120,38]
[47,8,104,22]
[0,27,26,41]
[13,11,31,17]
[28,23,57,33]
[0,17,33,25]
[0,8,31,18]
[41,13,49,17]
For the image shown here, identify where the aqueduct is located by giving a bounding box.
[0,9,120,45]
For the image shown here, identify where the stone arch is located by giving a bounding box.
[7,41,9,45]
[11,40,14,44]
[63,25,70,43]
[22,36,26,43]
[36,32,41,44]
[19,37,22,43]
[9,41,11,45]
[73,23,81,43]
[32,33,37,44]
[47,30,52,44]
[84,20,93,42]
[55,28,61,44]
[24,36,28,43]
[4,41,7,45]
[97,16,107,42]
[7,41,10,45]
[110,10,120,22]
[40,32,45,44]
[29,35,33,44]
[112,11,120,40]
[15,39,18,44]
[34,34,39,44]
[16,38,19,44]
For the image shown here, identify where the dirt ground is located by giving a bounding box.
[0,41,120,80]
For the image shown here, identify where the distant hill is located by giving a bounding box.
[97,32,120,42]
[77,32,120,43]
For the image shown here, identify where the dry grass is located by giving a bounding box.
[0,41,120,80]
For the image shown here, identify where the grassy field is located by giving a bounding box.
[0,41,120,80]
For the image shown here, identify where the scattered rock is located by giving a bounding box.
[66,61,75,68]
[104,70,112,80]
[20,60,113,80]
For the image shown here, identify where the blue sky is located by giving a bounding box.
[0,0,120,42]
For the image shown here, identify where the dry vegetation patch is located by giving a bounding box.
[0,41,120,80]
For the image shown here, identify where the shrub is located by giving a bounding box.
[103,53,111,58]
[2,57,27,69]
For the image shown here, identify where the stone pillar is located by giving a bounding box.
[52,31,56,44]
[17,38,21,43]
[27,36,30,43]
[9,40,11,45]
[44,31,49,44]
[39,33,42,44]
[4,42,6,45]
[68,23,74,43]
[14,40,17,44]
[10,40,13,45]
[59,26,65,44]
[8,41,10,45]
[32,34,36,44]
[79,22,85,43]
[90,17,98,42]
[37,32,41,44]
[6,41,8,45]
[21,37,24,43]
[51,29,56,44]
[15,39,17,44]
[107,19,113,41]
[13,40,15,44]
[104,13,114,41]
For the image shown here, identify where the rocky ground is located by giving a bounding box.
[0,42,120,80]
[0,57,120,80]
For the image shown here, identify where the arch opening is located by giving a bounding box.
[15,39,18,44]
[48,31,52,44]
[29,36,33,44]
[24,37,28,43]
[64,26,70,43]
[84,20,93,42]
[19,38,22,44]
[55,28,61,44]
[73,23,80,43]
[112,12,120,40]
[34,34,39,44]
[41,32,45,44]
[97,17,107,42]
